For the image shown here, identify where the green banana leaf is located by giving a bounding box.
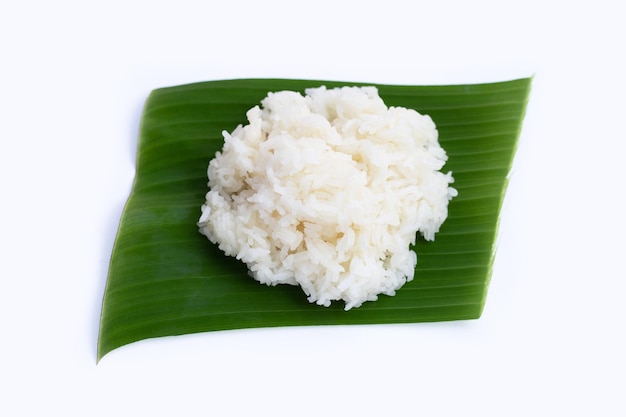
[98,78,531,361]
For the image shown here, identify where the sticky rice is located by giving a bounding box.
[198,86,457,310]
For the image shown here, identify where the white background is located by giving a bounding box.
[1,1,624,416]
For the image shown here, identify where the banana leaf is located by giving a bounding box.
[98,78,531,361]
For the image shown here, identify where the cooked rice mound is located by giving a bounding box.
[198,86,457,310]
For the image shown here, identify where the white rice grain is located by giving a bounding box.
[198,86,457,310]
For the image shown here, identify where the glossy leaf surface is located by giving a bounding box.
[98,78,531,360]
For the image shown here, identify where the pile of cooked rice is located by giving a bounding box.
[198,86,457,310]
